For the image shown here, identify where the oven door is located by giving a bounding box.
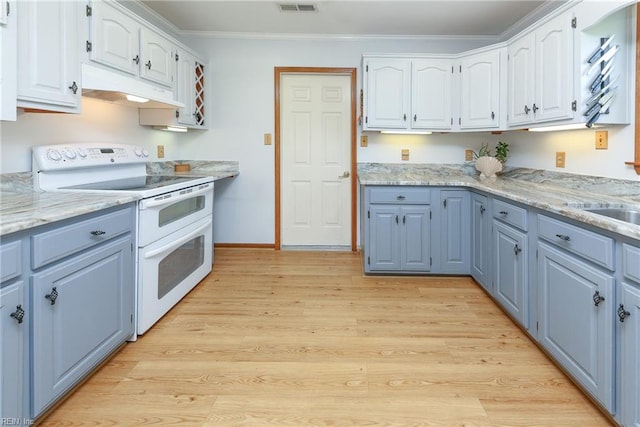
[138,182,213,246]
[137,216,212,334]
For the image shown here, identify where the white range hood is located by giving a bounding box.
[81,63,184,109]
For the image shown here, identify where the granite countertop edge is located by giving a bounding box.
[357,163,640,241]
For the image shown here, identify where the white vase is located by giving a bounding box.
[475,156,503,178]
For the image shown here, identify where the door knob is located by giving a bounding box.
[339,171,350,179]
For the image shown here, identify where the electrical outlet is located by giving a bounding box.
[595,131,608,149]
[401,149,410,161]
[264,133,272,145]
[360,135,368,147]
[555,151,566,168]
[465,149,474,162]
[157,145,165,158]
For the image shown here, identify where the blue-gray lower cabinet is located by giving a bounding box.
[31,234,134,417]
[439,190,470,273]
[493,220,528,328]
[369,204,431,272]
[537,242,614,412]
[620,243,640,427]
[1,281,26,421]
[470,192,491,291]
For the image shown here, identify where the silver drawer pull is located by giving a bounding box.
[396,195,405,200]
[90,230,106,236]
[499,210,508,215]
[555,234,570,241]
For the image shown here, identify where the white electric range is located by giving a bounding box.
[32,143,214,336]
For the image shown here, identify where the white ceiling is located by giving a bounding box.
[137,1,566,39]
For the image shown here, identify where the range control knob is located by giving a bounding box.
[47,149,62,161]
[134,148,143,157]
[77,148,88,158]
[141,149,149,157]
[64,149,77,160]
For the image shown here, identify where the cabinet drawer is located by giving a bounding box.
[493,199,528,231]
[538,215,614,270]
[622,244,640,284]
[1,240,22,283]
[369,187,430,204]
[32,206,133,269]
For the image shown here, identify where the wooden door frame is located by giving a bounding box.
[274,67,358,251]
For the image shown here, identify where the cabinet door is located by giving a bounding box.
[17,0,80,110]
[494,221,528,327]
[400,206,431,271]
[364,59,410,130]
[440,191,470,273]
[537,242,614,410]
[31,236,134,417]
[1,282,26,421]
[507,35,535,126]
[369,205,401,271]
[471,193,491,290]
[534,13,574,123]
[620,282,640,427]
[459,50,500,129]
[411,59,452,130]
[176,49,196,126]
[90,1,140,76]
[139,27,174,88]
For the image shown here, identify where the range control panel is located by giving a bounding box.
[33,143,150,171]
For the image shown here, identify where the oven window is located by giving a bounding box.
[159,196,206,228]
[158,235,205,299]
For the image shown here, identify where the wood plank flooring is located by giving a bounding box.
[39,248,613,426]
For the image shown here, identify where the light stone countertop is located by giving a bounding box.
[0,161,239,237]
[0,191,138,236]
[358,163,640,241]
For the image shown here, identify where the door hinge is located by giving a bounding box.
[430,257,433,266]
[176,110,180,119]
[443,199,447,208]
[536,321,539,331]
[86,4,92,16]
[458,117,461,125]
[131,243,134,252]
[175,52,179,61]
[6,1,9,16]
[571,17,577,29]
[450,117,453,125]
[459,65,462,73]
[571,100,577,111]
[451,66,454,73]
[367,256,370,265]
[131,314,134,324]
[365,116,368,124]
[536,249,538,259]
[366,64,369,72]
[86,40,92,52]
[429,211,432,220]
[367,210,370,219]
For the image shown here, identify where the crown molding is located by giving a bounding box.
[500,0,575,41]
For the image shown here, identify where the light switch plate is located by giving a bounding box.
[264,133,272,145]
[401,149,410,161]
[465,149,474,162]
[360,135,368,147]
[556,151,565,168]
[595,131,608,149]
[157,145,165,158]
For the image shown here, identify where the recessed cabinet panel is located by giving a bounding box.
[412,59,452,129]
[620,282,640,427]
[176,49,197,126]
[90,1,140,76]
[537,242,614,410]
[369,205,401,271]
[459,49,501,129]
[471,193,491,291]
[140,27,174,88]
[494,221,528,327]
[364,59,411,129]
[1,282,26,421]
[17,0,80,110]
[507,36,535,126]
[440,190,470,273]
[400,206,431,271]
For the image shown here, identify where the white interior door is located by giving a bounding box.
[281,73,352,247]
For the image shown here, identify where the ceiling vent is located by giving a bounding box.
[279,3,317,12]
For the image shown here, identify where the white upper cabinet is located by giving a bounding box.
[174,48,206,127]
[507,11,575,126]
[139,27,174,88]
[363,56,452,131]
[88,1,175,89]
[17,0,81,112]
[412,59,452,130]
[0,0,17,121]
[459,48,503,129]
[89,1,139,76]
[363,58,411,130]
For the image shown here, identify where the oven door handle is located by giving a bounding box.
[140,183,212,209]
[144,218,212,259]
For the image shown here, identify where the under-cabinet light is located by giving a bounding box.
[380,130,433,135]
[528,123,600,132]
[125,94,150,103]
[154,126,188,133]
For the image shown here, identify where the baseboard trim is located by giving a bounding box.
[215,243,276,249]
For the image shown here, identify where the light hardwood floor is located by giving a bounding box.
[40,248,613,426]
